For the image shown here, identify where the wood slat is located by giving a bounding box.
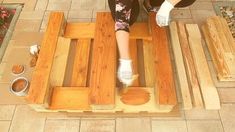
[70,39,91,86]
[89,12,116,109]
[177,22,203,108]
[50,87,90,110]
[64,22,151,40]
[169,22,192,109]
[186,24,220,109]
[129,39,140,86]
[149,13,177,108]
[50,37,71,86]
[26,12,65,105]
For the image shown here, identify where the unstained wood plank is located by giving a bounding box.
[169,22,192,109]
[186,24,220,109]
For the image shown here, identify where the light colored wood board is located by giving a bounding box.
[169,22,192,110]
[89,12,116,109]
[129,39,140,86]
[186,24,220,109]
[64,22,151,40]
[143,40,156,87]
[70,39,91,86]
[177,22,203,108]
[50,37,71,86]
[49,87,91,110]
[26,12,65,104]
[149,13,177,107]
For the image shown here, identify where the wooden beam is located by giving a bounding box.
[70,39,91,86]
[169,22,192,109]
[186,24,220,109]
[50,87,90,110]
[50,37,71,86]
[64,22,152,40]
[177,22,203,108]
[149,13,177,108]
[89,12,116,109]
[26,12,65,105]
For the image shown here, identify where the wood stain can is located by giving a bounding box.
[10,77,29,96]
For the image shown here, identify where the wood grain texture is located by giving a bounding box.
[169,22,192,109]
[177,22,203,108]
[129,39,140,86]
[121,88,150,105]
[64,22,151,40]
[149,13,177,107]
[186,24,220,109]
[70,39,91,86]
[50,87,90,110]
[50,37,71,86]
[89,12,116,109]
[143,40,156,87]
[26,12,65,104]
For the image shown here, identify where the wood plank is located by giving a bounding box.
[129,39,140,86]
[70,39,91,86]
[49,87,90,110]
[64,22,151,40]
[26,12,65,105]
[177,22,203,108]
[50,37,71,86]
[186,24,220,109]
[149,13,177,108]
[89,12,116,109]
[143,40,156,87]
[169,22,192,109]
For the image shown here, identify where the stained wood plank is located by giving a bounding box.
[64,22,151,40]
[89,12,116,109]
[129,39,140,86]
[26,12,65,105]
[50,37,71,86]
[149,13,177,108]
[70,39,91,86]
[143,40,156,87]
[177,22,203,108]
[169,22,192,109]
[186,24,220,109]
[50,87,90,110]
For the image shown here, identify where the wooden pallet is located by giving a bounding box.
[25,12,178,115]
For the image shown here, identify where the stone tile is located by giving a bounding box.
[68,10,93,19]
[218,88,235,103]
[11,32,43,46]
[0,62,6,76]
[0,121,11,132]
[0,105,15,120]
[35,0,48,10]
[14,19,42,32]
[220,104,235,132]
[67,18,92,22]
[171,9,192,19]
[187,120,224,132]
[0,83,26,104]
[9,105,46,132]
[19,11,45,20]
[71,0,106,10]
[23,0,38,11]
[189,1,214,10]
[152,120,187,132]
[3,0,24,3]
[80,120,115,132]
[191,9,216,25]
[92,9,112,18]
[184,108,220,120]
[116,118,151,132]
[47,2,71,11]
[44,119,80,132]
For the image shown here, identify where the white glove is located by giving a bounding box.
[156,0,174,27]
[117,59,134,86]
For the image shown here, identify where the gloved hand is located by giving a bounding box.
[156,0,174,27]
[117,59,134,86]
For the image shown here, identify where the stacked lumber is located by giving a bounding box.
[169,21,220,110]
[202,16,235,81]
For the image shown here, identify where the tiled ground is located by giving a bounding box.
[0,0,235,131]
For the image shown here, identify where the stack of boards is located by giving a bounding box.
[202,16,235,81]
[169,22,220,110]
